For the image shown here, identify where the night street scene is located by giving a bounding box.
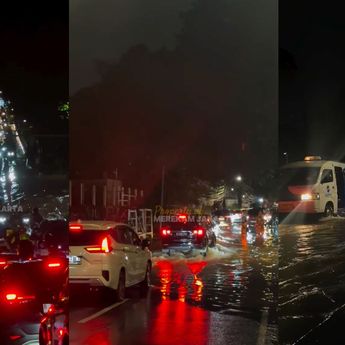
[279,0,345,344]
[0,1,68,345]
[70,1,279,344]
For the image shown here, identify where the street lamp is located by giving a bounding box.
[235,175,242,182]
[283,152,289,164]
[235,175,243,208]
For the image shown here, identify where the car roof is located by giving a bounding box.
[282,161,328,169]
[71,220,127,231]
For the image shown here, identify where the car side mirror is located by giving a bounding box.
[141,239,151,249]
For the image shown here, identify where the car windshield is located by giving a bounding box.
[279,167,320,186]
[69,230,110,246]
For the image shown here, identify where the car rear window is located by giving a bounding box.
[69,230,110,246]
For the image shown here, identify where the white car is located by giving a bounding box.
[69,221,152,300]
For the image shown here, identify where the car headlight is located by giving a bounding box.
[301,193,320,201]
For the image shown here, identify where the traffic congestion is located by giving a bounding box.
[69,202,279,345]
[0,93,69,345]
[67,155,345,345]
[2,0,345,343]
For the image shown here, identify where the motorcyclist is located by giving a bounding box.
[4,227,18,252]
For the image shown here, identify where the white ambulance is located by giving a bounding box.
[278,156,345,217]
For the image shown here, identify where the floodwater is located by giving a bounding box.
[70,222,279,345]
[279,218,345,344]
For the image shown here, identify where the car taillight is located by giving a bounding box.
[47,262,62,268]
[69,224,83,232]
[9,335,22,341]
[5,293,35,302]
[193,227,205,236]
[6,293,17,301]
[85,237,112,253]
[0,260,7,268]
[160,228,172,236]
[101,237,111,253]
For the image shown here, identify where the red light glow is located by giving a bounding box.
[193,228,204,236]
[48,262,61,268]
[161,228,172,236]
[101,237,111,253]
[69,224,83,232]
[85,237,112,253]
[9,335,22,341]
[6,293,17,301]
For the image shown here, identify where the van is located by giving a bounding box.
[277,156,345,217]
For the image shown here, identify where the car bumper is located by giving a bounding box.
[278,201,321,214]
[162,244,206,254]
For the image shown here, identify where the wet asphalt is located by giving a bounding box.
[70,223,279,345]
[279,218,345,345]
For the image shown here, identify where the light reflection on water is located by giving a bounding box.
[152,222,279,325]
[279,220,345,344]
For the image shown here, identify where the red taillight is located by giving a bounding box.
[0,260,7,268]
[69,224,83,232]
[193,227,205,236]
[85,237,112,253]
[47,262,61,268]
[5,293,35,302]
[9,335,22,341]
[101,237,111,253]
[160,228,172,236]
[6,293,17,301]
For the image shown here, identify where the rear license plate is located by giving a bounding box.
[68,255,81,265]
[175,231,188,237]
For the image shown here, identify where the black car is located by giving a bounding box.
[0,258,67,345]
[160,216,216,256]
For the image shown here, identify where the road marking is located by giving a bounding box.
[256,310,268,345]
[78,299,129,324]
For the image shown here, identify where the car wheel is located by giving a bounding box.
[115,270,126,301]
[324,203,334,218]
[140,262,151,296]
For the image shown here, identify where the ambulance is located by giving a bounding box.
[278,156,345,217]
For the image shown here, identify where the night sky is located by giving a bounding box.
[280,0,345,163]
[0,0,68,131]
[70,0,195,94]
[70,0,278,199]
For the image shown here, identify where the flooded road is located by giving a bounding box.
[70,223,279,345]
[279,218,345,344]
